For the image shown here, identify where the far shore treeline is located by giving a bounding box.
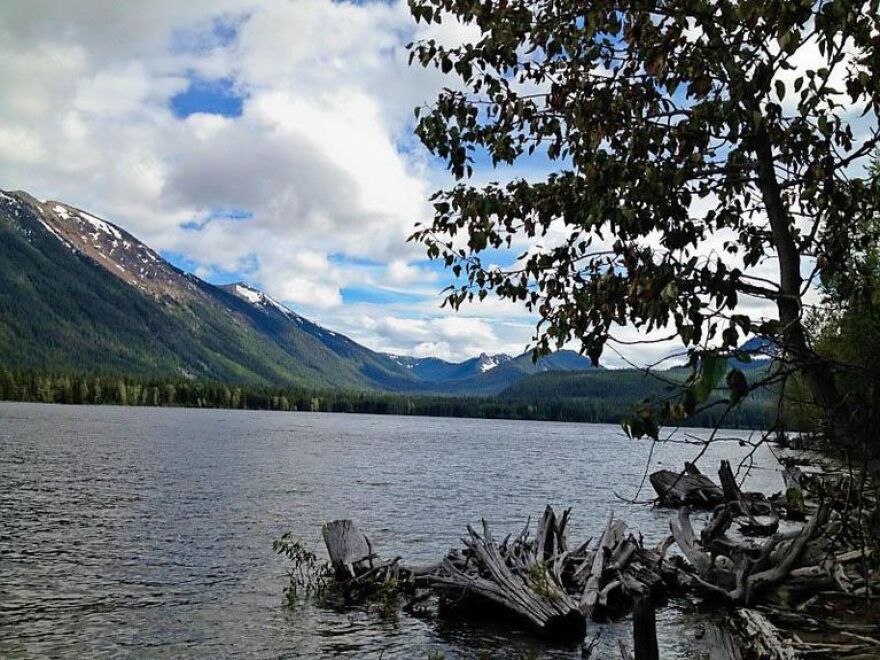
[0,367,781,430]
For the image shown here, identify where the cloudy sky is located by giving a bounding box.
[0,1,869,366]
[0,0,564,362]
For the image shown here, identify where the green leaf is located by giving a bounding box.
[694,354,727,402]
[661,281,678,303]
[775,79,785,101]
[726,368,749,405]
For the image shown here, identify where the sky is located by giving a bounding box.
[0,0,557,363]
[0,1,870,366]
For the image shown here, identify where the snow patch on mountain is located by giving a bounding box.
[387,354,415,369]
[479,353,508,373]
[234,283,262,304]
[79,211,122,240]
[227,282,303,322]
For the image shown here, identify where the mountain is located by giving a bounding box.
[0,189,591,395]
[215,281,424,390]
[0,190,418,390]
[503,343,778,407]
[390,350,597,395]
[386,352,513,381]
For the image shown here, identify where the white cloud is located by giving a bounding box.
[0,1,442,310]
[0,0,554,364]
[3,0,843,368]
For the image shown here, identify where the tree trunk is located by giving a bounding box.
[752,131,845,438]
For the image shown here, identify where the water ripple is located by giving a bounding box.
[0,402,780,658]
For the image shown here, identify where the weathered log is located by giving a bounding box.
[426,518,587,639]
[740,505,828,605]
[314,500,853,654]
[701,504,735,546]
[322,519,374,579]
[536,505,570,561]
[578,512,626,617]
[719,460,742,504]
[672,504,831,607]
[725,609,796,660]
[650,468,724,507]
[670,507,712,578]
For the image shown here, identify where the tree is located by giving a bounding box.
[806,152,880,439]
[408,0,879,438]
[116,379,128,406]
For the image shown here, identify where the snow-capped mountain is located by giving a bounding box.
[8,191,200,301]
[382,349,595,393]
[0,188,595,395]
[386,352,512,381]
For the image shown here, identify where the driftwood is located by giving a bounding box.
[649,465,724,507]
[578,512,627,618]
[322,520,374,578]
[719,460,743,503]
[321,519,406,584]
[424,506,683,637]
[671,504,834,605]
[428,516,586,638]
[319,506,686,642]
[725,609,797,660]
[312,460,877,657]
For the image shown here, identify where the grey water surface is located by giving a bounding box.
[0,402,782,658]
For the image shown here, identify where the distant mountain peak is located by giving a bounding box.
[478,352,511,372]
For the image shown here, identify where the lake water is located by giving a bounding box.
[0,403,783,658]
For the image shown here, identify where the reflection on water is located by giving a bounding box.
[0,403,780,657]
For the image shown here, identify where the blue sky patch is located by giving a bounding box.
[181,208,253,231]
[342,285,426,305]
[159,250,255,285]
[329,253,385,268]
[170,76,244,118]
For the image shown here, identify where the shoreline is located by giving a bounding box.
[0,396,776,431]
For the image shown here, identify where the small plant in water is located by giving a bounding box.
[525,561,557,599]
[372,578,403,620]
[273,532,332,606]
[273,531,413,618]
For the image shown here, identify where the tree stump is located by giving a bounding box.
[650,467,724,507]
[322,519,373,579]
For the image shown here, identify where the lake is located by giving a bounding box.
[0,402,782,658]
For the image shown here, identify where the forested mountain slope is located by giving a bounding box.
[0,190,418,389]
[0,189,591,395]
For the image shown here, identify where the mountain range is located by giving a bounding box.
[0,189,595,396]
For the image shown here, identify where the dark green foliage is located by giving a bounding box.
[501,366,783,429]
[808,177,880,444]
[273,533,331,605]
[0,366,782,429]
[407,0,879,437]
